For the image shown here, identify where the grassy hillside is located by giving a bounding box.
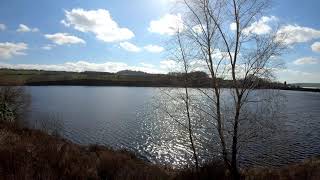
[1,68,319,93]
[0,68,214,87]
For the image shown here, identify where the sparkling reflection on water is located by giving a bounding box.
[26,86,320,168]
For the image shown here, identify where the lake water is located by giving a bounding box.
[25,86,320,168]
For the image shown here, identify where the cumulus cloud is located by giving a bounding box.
[62,8,134,42]
[0,60,168,74]
[119,42,141,52]
[160,59,179,70]
[311,42,320,52]
[293,57,318,65]
[275,68,319,83]
[159,59,209,72]
[159,50,233,72]
[144,44,164,53]
[44,33,85,45]
[0,24,6,31]
[277,25,320,45]
[241,16,277,35]
[148,13,184,35]
[140,62,155,69]
[16,24,39,32]
[119,43,164,53]
[0,42,28,59]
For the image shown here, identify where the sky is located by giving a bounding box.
[0,0,319,83]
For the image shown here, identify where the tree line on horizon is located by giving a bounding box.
[0,68,289,89]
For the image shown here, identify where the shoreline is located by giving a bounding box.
[1,81,319,93]
[0,122,319,179]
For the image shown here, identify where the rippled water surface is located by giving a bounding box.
[26,86,320,168]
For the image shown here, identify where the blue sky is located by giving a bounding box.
[0,0,319,83]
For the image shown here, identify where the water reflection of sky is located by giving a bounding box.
[26,87,320,168]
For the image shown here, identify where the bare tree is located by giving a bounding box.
[167,0,287,179]
[159,29,201,175]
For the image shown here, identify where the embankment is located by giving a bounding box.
[0,122,319,180]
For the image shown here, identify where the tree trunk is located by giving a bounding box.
[231,101,241,180]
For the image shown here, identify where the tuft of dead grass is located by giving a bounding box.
[243,157,320,180]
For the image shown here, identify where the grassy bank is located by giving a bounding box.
[0,122,170,179]
[0,122,319,179]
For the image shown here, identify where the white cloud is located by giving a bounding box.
[277,25,320,45]
[0,42,28,59]
[159,59,209,72]
[311,42,320,52]
[0,60,166,74]
[211,49,232,60]
[242,16,277,35]
[159,0,180,5]
[44,33,85,45]
[160,59,179,70]
[0,24,6,31]
[230,23,237,31]
[42,44,56,50]
[275,68,319,83]
[119,43,164,53]
[140,62,155,69]
[293,57,318,65]
[144,44,164,53]
[17,24,39,32]
[119,42,141,52]
[192,24,204,34]
[62,8,134,42]
[148,13,184,35]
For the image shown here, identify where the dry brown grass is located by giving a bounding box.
[0,123,169,180]
[243,157,320,180]
[0,122,319,180]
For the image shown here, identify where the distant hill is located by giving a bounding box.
[82,71,114,76]
[293,83,320,89]
[0,68,319,92]
[116,70,149,76]
[0,68,211,87]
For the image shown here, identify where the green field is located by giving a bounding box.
[0,68,212,87]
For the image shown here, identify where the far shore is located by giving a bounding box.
[1,68,319,92]
[11,81,320,93]
[1,81,320,93]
